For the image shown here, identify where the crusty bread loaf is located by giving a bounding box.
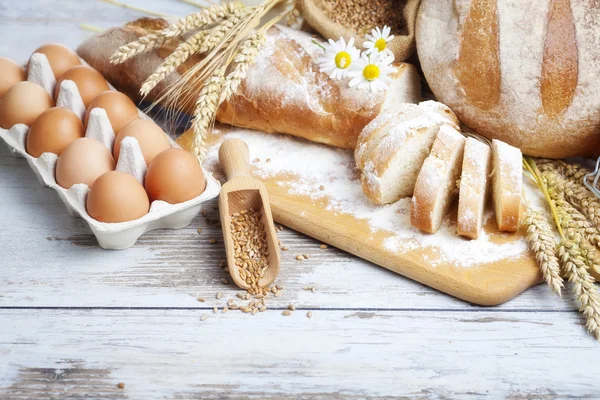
[354,101,459,205]
[411,125,466,233]
[77,20,421,150]
[416,0,600,158]
[457,138,492,239]
[491,139,522,232]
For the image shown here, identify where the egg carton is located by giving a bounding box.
[0,52,221,249]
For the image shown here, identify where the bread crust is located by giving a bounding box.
[355,101,459,204]
[77,20,421,150]
[416,0,600,158]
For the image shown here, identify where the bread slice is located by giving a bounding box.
[491,139,522,232]
[411,125,466,233]
[355,101,459,204]
[457,138,492,239]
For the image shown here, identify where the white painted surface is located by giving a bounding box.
[0,0,599,398]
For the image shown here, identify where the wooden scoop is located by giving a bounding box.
[218,139,281,290]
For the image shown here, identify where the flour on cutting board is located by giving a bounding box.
[205,128,532,267]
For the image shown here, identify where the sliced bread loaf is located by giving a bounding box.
[355,101,459,205]
[411,125,466,233]
[457,138,492,239]
[491,139,522,232]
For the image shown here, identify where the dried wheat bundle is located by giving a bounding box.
[523,157,600,341]
[110,0,292,164]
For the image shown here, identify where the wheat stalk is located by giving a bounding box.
[559,240,600,340]
[524,209,564,295]
[524,157,600,341]
[220,29,266,103]
[190,66,226,163]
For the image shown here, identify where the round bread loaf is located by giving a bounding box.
[416,0,600,158]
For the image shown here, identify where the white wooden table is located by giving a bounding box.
[1,1,599,398]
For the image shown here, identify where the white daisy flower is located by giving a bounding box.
[319,36,361,80]
[348,53,396,93]
[363,25,395,58]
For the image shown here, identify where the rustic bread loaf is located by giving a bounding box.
[354,101,459,205]
[410,125,466,234]
[416,0,600,158]
[491,139,522,232]
[457,138,492,239]
[77,20,421,150]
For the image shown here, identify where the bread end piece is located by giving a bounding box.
[491,139,523,232]
[457,138,492,239]
[411,125,466,233]
[355,101,459,205]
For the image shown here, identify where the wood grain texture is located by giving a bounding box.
[2,309,600,399]
[454,0,501,110]
[218,139,281,289]
[179,128,541,306]
[541,0,578,118]
[1,1,599,398]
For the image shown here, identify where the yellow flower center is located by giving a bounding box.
[335,51,352,69]
[375,38,387,52]
[363,64,380,81]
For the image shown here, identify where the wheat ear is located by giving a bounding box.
[524,209,564,295]
[162,2,243,38]
[559,241,600,341]
[140,30,208,96]
[191,67,226,163]
[110,33,168,64]
[110,2,243,65]
[220,29,266,103]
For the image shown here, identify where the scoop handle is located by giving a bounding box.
[218,139,250,180]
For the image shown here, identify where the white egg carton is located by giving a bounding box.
[0,53,221,249]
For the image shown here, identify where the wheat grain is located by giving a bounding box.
[559,240,600,341]
[140,31,207,95]
[110,33,167,64]
[190,66,225,162]
[524,209,563,295]
[166,2,243,37]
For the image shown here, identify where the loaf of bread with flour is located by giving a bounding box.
[457,138,492,239]
[410,125,466,234]
[354,101,459,205]
[416,0,600,158]
[77,19,421,149]
[491,139,522,232]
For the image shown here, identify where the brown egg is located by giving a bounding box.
[145,148,206,204]
[56,138,115,189]
[113,119,171,165]
[55,65,109,107]
[0,81,53,129]
[31,43,80,79]
[0,57,26,97]
[26,107,84,157]
[87,171,150,223]
[84,91,138,134]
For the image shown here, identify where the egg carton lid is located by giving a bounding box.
[0,52,221,246]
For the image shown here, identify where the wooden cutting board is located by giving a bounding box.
[178,128,541,306]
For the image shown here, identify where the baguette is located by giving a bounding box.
[491,139,522,232]
[354,101,459,204]
[411,125,466,233]
[457,138,492,239]
[77,20,421,149]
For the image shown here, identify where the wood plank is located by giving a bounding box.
[0,142,573,311]
[1,309,598,399]
[0,143,579,311]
